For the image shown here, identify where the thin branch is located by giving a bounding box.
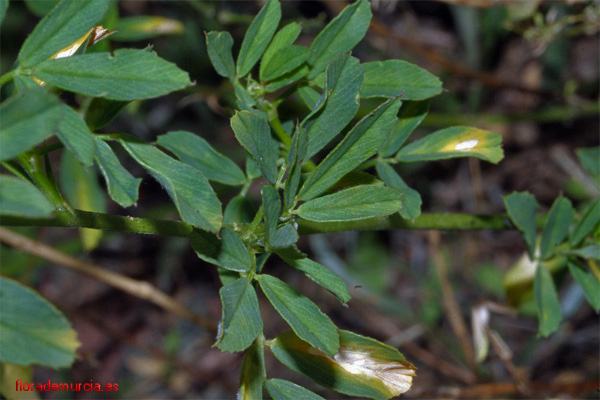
[0,227,217,334]
[0,209,547,236]
[0,210,541,235]
[0,210,195,237]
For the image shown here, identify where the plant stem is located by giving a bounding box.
[297,213,547,233]
[263,103,292,147]
[1,161,31,181]
[0,69,16,87]
[0,209,547,236]
[17,153,72,212]
[1,210,194,237]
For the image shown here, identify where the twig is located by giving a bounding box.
[429,231,476,371]
[0,209,548,236]
[487,328,531,396]
[0,228,217,334]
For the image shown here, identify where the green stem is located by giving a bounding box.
[1,210,194,237]
[18,153,72,211]
[266,108,292,147]
[0,69,16,87]
[0,209,547,236]
[297,213,544,233]
[1,161,31,181]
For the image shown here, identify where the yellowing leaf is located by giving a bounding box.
[396,126,504,164]
[35,25,115,86]
[270,330,416,399]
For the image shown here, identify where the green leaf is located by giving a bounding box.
[236,0,281,78]
[18,0,109,67]
[380,100,430,157]
[284,125,308,210]
[306,0,372,79]
[0,89,62,161]
[269,224,299,249]
[260,22,302,79]
[191,228,252,272]
[396,126,504,164]
[239,340,266,400]
[561,245,600,261]
[269,330,416,399]
[503,192,539,259]
[33,49,191,101]
[297,186,403,222]
[56,105,95,166]
[216,278,262,352]
[157,130,246,186]
[257,274,339,356]
[231,110,278,184]
[265,379,325,400]
[264,65,309,93]
[570,198,600,247]
[279,255,350,304]
[576,147,600,178]
[376,161,422,219]
[119,135,222,232]
[262,185,281,245]
[224,196,256,225]
[299,98,401,201]
[261,45,309,82]
[206,31,235,82]
[84,98,129,131]
[0,175,53,217]
[534,264,562,337]
[0,276,80,368]
[362,60,442,100]
[540,196,574,260]
[304,53,364,158]
[567,260,600,312]
[112,16,184,41]
[60,151,106,250]
[94,138,141,208]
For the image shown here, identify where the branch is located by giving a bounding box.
[0,227,217,334]
[1,210,194,237]
[0,209,545,236]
